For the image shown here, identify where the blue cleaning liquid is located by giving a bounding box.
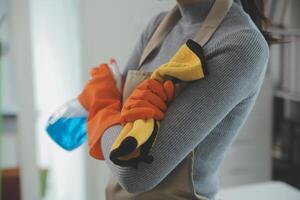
[46,117,87,151]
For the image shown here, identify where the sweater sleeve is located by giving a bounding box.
[101,28,269,193]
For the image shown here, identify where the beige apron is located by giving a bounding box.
[106,0,233,199]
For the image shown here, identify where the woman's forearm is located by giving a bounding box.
[101,28,269,193]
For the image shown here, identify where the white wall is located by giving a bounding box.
[4,0,86,199]
[79,1,173,199]
[30,0,85,199]
[8,0,40,199]
[0,0,17,114]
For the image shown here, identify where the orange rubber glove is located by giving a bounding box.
[78,63,121,160]
[109,79,174,167]
[120,79,174,125]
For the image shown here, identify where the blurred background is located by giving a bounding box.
[0,0,300,200]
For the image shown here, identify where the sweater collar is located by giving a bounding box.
[177,0,215,25]
[177,0,242,25]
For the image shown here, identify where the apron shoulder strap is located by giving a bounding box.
[138,6,181,68]
[138,0,233,68]
[194,0,233,46]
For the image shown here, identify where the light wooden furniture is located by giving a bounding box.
[1,168,48,200]
[2,168,21,200]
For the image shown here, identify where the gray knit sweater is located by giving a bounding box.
[101,0,269,199]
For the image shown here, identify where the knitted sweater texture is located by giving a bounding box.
[101,0,269,199]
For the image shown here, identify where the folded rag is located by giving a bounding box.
[109,39,208,167]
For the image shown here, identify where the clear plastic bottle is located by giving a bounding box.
[46,59,122,150]
[46,99,88,150]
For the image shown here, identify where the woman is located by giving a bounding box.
[99,0,274,199]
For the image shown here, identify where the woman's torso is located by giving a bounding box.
[106,1,269,199]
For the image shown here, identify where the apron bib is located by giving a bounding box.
[106,0,233,199]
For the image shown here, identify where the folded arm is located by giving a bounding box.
[101,28,269,193]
